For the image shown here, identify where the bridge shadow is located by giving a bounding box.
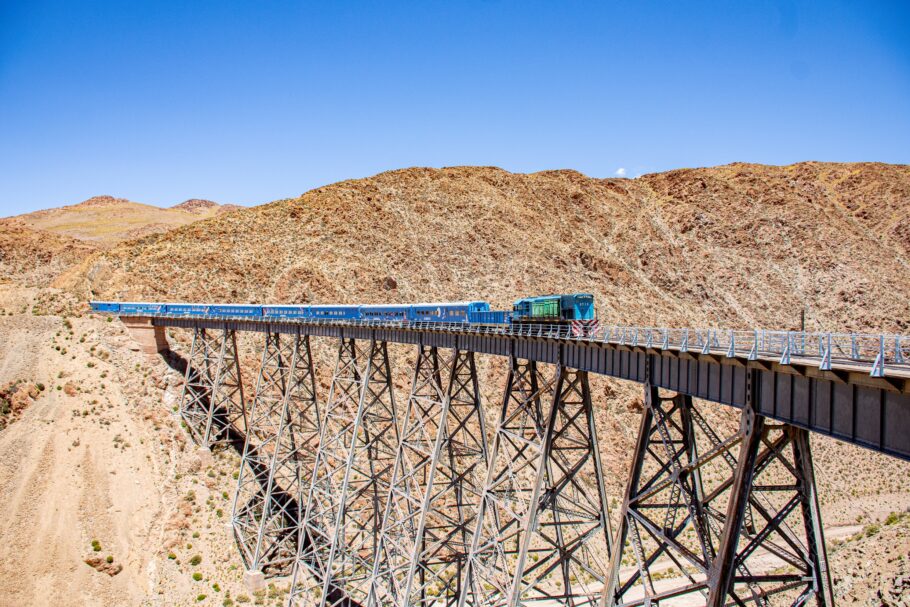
[160,349,359,606]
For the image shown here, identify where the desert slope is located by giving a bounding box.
[5,195,241,246]
[75,162,910,333]
[1,221,97,287]
[1,161,909,605]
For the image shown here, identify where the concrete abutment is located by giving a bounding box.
[120,316,170,355]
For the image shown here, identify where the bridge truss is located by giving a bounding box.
[132,314,910,607]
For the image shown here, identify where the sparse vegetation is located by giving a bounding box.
[1,162,910,605]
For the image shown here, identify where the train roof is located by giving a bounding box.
[92,300,163,305]
[514,293,594,301]
[320,301,489,308]
[409,301,489,306]
[93,301,497,311]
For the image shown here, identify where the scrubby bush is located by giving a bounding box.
[885,512,902,525]
[193,572,203,581]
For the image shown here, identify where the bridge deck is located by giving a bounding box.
[118,313,910,462]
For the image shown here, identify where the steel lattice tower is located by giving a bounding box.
[368,344,489,607]
[460,350,612,607]
[179,326,247,447]
[287,336,399,607]
[233,330,320,580]
[604,369,833,607]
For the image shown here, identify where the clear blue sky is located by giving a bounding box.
[1,1,908,215]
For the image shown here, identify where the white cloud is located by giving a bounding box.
[614,167,627,177]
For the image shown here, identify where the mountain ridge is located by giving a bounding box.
[4,195,241,246]
[63,161,910,334]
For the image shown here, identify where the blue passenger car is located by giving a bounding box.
[360,304,410,321]
[119,302,167,315]
[209,304,262,317]
[262,305,311,319]
[167,303,212,316]
[90,301,120,313]
[310,305,360,320]
[410,301,490,323]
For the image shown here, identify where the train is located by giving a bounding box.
[90,293,597,330]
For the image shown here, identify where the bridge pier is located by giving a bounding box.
[288,335,399,607]
[368,341,489,607]
[460,347,612,607]
[232,329,321,584]
[603,369,833,607]
[120,315,170,355]
[178,326,247,447]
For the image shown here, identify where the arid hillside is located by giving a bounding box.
[0,221,97,288]
[5,195,242,246]
[72,162,910,334]
[1,161,909,606]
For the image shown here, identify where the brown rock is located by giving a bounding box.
[84,556,123,576]
[10,387,34,411]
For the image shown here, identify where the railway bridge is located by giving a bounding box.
[108,307,910,607]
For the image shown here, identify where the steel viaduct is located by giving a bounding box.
[109,309,910,607]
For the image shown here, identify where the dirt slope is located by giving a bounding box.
[0,309,254,606]
[5,195,240,247]
[73,162,910,333]
[1,161,909,605]
[0,221,97,287]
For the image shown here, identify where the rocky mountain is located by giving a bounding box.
[1,161,909,605]
[170,199,219,213]
[72,162,910,334]
[171,199,242,215]
[4,195,238,247]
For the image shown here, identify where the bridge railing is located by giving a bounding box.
[135,311,908,377]
[600,326,907,376]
